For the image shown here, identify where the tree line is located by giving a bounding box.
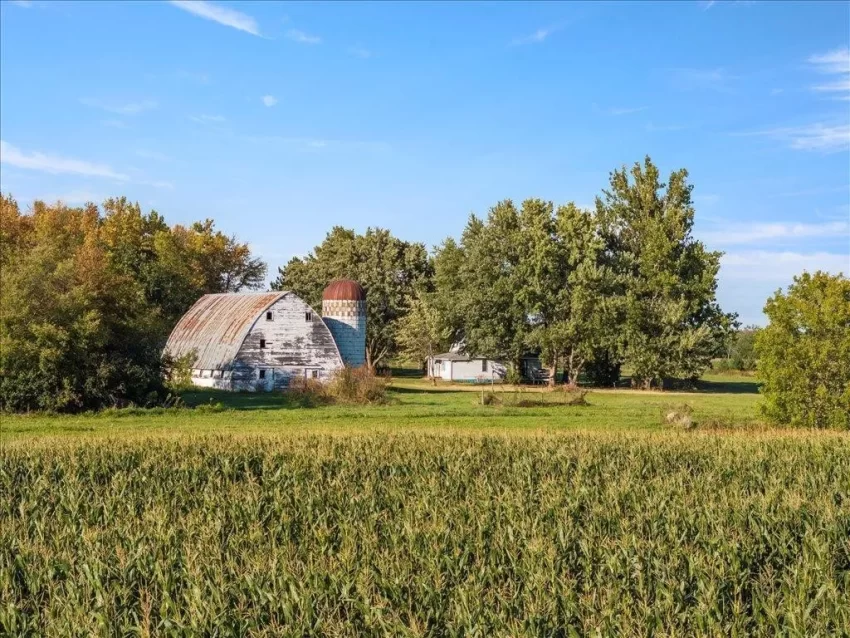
[2,156,846,427]
[0,195,265,412]
[279,157,734,389]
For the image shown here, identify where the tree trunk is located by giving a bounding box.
[548,353,557,388]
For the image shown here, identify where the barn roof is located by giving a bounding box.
[165,292,287,370]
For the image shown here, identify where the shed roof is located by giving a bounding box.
[431,352,486,361]
[165,292,287,370]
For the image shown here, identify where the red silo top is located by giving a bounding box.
[322,279,366,301]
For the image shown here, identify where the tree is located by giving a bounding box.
[0,195,266,412]
[272,227,432,369]
[595,157,734,388]
[393,292,451,379]
[755,271,850,429]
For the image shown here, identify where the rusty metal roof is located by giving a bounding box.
[322,279,366,301]
[165,292,286,370]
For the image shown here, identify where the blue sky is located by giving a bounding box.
[1,0,848,325]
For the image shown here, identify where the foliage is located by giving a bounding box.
[756,271,850,429]
[272,227,432,369]
[0,194,264,412]
[2,433,848,635]
[392,291,451,373]
[714,325,761,372]
[595,157,735,388]
[326,366,391,404]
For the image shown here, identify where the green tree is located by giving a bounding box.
[272,227,432,369]
[393,292,451,379]
[0,194,266,412]
[596,157,734,388]
[756,271,850,429]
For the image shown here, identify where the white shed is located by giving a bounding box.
[428,352,507,383]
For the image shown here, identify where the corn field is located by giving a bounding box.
[2,432,849,636]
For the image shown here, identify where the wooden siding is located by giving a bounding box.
[230,293,344,391]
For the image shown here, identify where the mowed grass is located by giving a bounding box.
[2,374,849,635]
[1,374,762,442]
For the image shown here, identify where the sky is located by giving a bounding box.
[1,0,848,326]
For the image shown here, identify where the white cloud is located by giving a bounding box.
[0,140,129,180]
[699,0,716,9]
[80,98,157,116]
[750,123,850,153]
[510,25,561,46]
[645,122,687,132]
[262,95,278,107]
[285,29,321,45]
[808,46,850,100]
[348,45,372,59]
[139,179,175,190]
[190,113,226,123]
[701,221,850,246]
[721,251,849,282]
[169,1,260,36]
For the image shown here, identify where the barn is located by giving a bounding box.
[165,280,366,391]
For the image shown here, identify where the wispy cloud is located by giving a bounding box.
[699,0,716,10]
[739,122,850,153]
[80,98,157,116]
[135,150,174,163]
[721,250,849,282]
[11,1,33,7]
[175,70,211,84]
[0,140,129,180]
[670,67,735,92]
[772,184,850,198]
[190,113,226,123]
[348,45,372,59]
[286,29,321,45]
[701,221,850,246]
[169,1,260,37]
[607,106,648,116]
[645,122,687,132]
[808,46,850,100]
[102,119,128,129]
[510,24,561,46]
[262,95,278,107]
[139,179,176,190]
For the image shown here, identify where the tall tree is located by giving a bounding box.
[393,291,451,379]
[272,226,432,368]
[595,157,734,388]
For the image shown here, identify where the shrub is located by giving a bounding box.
[661,403,695,429]
[326,367,390,405]
[756,271,850,429]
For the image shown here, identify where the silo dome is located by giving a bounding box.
[322,279,367,367]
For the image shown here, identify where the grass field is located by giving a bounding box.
[2,374,849,635]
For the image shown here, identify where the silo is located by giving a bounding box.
[321,279,367,367]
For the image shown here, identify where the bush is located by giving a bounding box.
[287,377,333,407]
[326,367,391,405]
[661,403,694,429]
[756,271,850,429]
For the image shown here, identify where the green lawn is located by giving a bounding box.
[1,374,763,443]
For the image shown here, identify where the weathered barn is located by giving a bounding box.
[165,282,366,391]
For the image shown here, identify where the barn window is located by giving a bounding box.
[259,338,266,349]
[258,369,266,380]
[305,311,312,322]
[482,359,488,372]
[266,311,273,321]
[312,370,319,379]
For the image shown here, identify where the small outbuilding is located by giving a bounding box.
[428,352,507,382]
